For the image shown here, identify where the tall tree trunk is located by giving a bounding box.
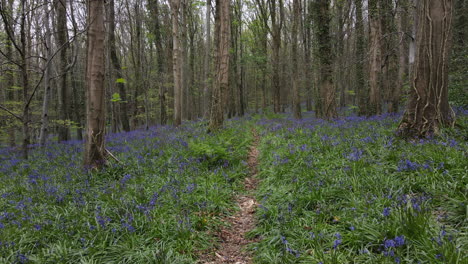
[109,0,130,132]
[39,2,53,145]
[292,0,302,119]
[170,0,182,126]
[2,0,16,147]
[270,0,283,113]
[69,0,83,140]
[55,0,70,142]
[335,0,346,108]
[229,3,238,118]
[188,23,196,120]
[313,0,336,119]
[133,1,143,128]
[389,0,408,113]
[397,0,454,138]
[380,0,398,113]
[355,0,367,115]
[408,0,418,84]
[148,0,167,125]
[303,0,312,112]
[232,0,245,117]
[259,27,268,112]
[181,0,188,121]
[208,0,230,131]
[236,0,245,116]
[203,0,212,119]
[238,36,245,116]
[368,0,382,115]
[20,0,30,159]
[84,0,107,169]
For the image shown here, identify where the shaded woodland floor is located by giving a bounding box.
[199,129,260,264]
[0,110,467,263]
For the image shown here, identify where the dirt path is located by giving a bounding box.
[199,129,260,264]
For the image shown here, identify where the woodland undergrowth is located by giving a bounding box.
[0,110,467,263]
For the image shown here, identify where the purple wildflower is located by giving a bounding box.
[383,207,391,217]
[384,239,396,249]
[333,239,342,249]
[394,235,405,247]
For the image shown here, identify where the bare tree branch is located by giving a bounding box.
[0,105,23,121]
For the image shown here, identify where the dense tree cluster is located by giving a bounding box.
[0,0,466,161]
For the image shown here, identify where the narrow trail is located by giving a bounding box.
[199,129,260,264]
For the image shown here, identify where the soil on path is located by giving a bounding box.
[198,129,260,264]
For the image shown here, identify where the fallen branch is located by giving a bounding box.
[105,148,122,165]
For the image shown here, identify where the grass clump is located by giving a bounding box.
[252,112,467,264]
[0,119,252,263]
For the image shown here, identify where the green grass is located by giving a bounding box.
[0,119,253,263]
[251,113,467,264]
[1,111,467,263]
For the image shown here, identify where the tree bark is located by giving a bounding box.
[355,0,367,115]
[55,0,70,141]
[208,0,230,131]
[368,0,382,115]
[170,0,183,126]
[234,0,244,116]
[292,0,302,119]
[303,0,312,112]
[181,0,188,121]
[20,0,30,159]
[203,0,212,119]
[69,0,83,140]
[408,0,418,83]
[270,0,283,113]
[2,0,16,147]
[397,0,454,138]
[380,0,398,113]
[313,0,336,119]
[148,0,167,125]
[133,1,143,128]
[389,0,408,113]
[84,0,107,169]
[39,2,53,145]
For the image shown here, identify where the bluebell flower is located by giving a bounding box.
[286,246,300,257]
[16,253,28,264]
[333,239,342,249]
[280,236,288,245]
[394,235,405,247]
[397,159,420,171]
[360,249,369,254]
[309,232,316,239]
[345,148,364,161]
[383,207,391,217]
[384,239,396,249]
[185,183,196,193]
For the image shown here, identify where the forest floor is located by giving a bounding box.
[199,129,260,264]
[0,110,467,263]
